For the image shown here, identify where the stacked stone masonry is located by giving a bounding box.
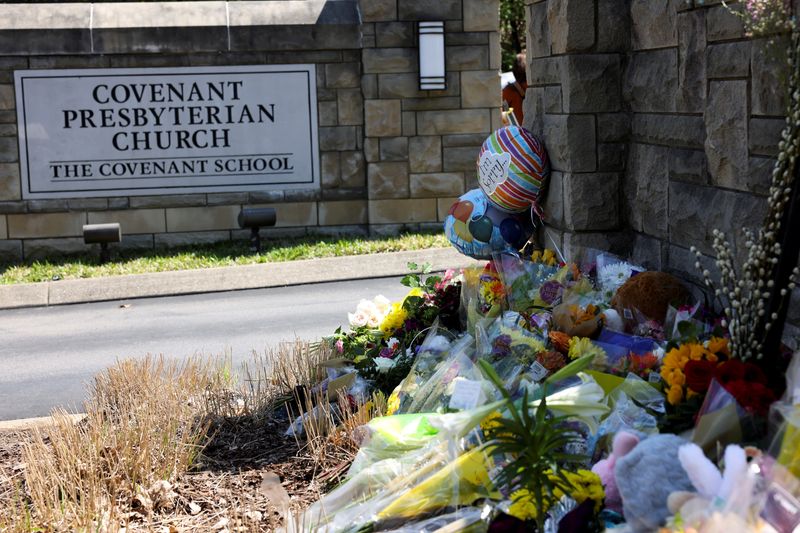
[0,0,501,261]
[524,0,796,334]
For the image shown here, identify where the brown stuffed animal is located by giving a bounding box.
[611,271,690,324]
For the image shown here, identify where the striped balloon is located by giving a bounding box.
[477,125,549,214]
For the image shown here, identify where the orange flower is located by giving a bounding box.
[549,331,571,354]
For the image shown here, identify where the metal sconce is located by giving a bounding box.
[418,21,446,90]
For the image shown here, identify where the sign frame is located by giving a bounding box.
[14,64,320,199]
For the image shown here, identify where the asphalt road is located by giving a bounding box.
[0,276,409,421]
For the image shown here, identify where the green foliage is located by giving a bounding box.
[479,360,586,530]
[401,261,442,293]
[0,232,449,284]
[500,0,527,72]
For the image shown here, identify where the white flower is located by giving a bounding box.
[356,299,379,315]
[349,297,390,330]
[373,295,391,315]
[348,311,369,328]
[387,337,400,351]
[598,262,635,292]
[373,357,396,374]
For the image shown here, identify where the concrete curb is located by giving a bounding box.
[0,247,481,309]
[0,414,86,432]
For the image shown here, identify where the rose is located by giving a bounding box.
[742,362,768,385]
[684,359,717,393]
[348,311,369,328]
[723,380,776,417]
[714,359,746,384]
[372,294,391,315]
[335,339,344,354]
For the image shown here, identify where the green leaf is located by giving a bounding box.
[544,353,594,387]
[400,274,420,288]
[677,320,702,341]
[406,261,419,271]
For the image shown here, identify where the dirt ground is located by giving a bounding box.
[0,411,324,532]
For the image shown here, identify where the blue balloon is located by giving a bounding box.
[444,188,535,260]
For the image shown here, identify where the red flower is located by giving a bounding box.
[684,360,717,393]
[748,382,777,417]
[723,380,776,417]
[742,362,769,385]
[714,359,746,384]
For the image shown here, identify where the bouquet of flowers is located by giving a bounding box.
[329,264,461,394]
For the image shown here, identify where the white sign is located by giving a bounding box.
[14,65,319,199]
[448,378,485,411]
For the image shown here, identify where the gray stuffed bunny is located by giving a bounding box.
[614,433,695,532]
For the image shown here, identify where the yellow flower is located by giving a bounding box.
[499,325,546,353]
[662,348,683,370]
[563,470,605,511]
[707,336,730,357]
[667,384,684,405]
[671,370,686,387]
[567,337,607,365]
[405,287,424,299]
[508,489,540,521]
[531,250,542,263]
[689,343,708,361]
[380,302,408,337]
[386,391,400,415]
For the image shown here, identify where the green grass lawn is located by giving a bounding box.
[0,232,450,284]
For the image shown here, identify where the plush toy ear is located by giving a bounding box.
[718,445,747,501]
[612,431,639,457]
[678,443,722,499]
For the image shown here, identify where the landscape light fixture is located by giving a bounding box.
[238,207,277,253]
[418,21,446,90]
[83,223,122,263]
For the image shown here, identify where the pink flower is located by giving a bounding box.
[335,339,344,354]
[435,269,456,290]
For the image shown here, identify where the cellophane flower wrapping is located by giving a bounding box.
[386,327,467,416]
[295,402,504,533]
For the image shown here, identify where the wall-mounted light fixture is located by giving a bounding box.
[418,21,446,90]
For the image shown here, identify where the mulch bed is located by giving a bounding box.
[0,411,324,532]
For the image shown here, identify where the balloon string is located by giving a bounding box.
[545,228,567,264]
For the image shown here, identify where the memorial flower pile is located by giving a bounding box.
[288,15,800,522]
[285,241,800,532]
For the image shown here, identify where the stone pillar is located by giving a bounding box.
[359,0,501,233]
[524,0,628,260]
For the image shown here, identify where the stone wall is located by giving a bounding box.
[523,0,630,259]
[0,0,500,261]
[524,0,794,333]
[358,0,500,235]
